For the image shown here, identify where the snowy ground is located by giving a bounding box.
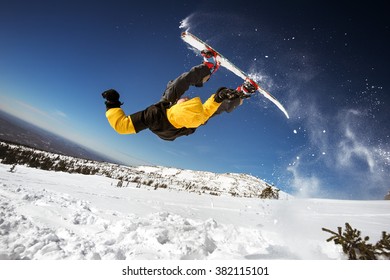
[1,163,389,260]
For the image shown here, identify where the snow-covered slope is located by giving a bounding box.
[0,141,288,199]
[1,163,389,260]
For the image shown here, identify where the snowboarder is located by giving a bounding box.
[102,50,256,141]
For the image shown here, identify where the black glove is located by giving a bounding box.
[102,89,123,109]
[214,87,240,103]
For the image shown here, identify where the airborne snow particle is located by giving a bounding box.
[293,130,297,134]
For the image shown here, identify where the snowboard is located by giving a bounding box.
[181,31,289,119]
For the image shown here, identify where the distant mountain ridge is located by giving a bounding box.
[0,141,288,199]
[0,109,112,162]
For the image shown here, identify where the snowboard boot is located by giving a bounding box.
[201,49,220,74]
[236,79,257,97]
[212,88,243,115]
[214,87,240,103]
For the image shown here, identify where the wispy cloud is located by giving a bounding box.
[1,98,69,133]
[0,96,52,121]
[0,95,75,140]
[337,124,375,173]
[335,109,390,195]
[53,109,68,118]
[286,98,390,199]
[245,43,390,199]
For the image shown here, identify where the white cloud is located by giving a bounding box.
[53,109,67,118]
[337,126,376,173]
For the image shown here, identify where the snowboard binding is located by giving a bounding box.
[201,48,220,74]
[236,78,258,97]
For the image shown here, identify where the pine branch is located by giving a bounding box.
[322,223,390,260]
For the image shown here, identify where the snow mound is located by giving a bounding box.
[0,166,275,260]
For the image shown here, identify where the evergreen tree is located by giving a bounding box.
[260,186,279,199]
[322,223,390,260]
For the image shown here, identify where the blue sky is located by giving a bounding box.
[1,0,389,199]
